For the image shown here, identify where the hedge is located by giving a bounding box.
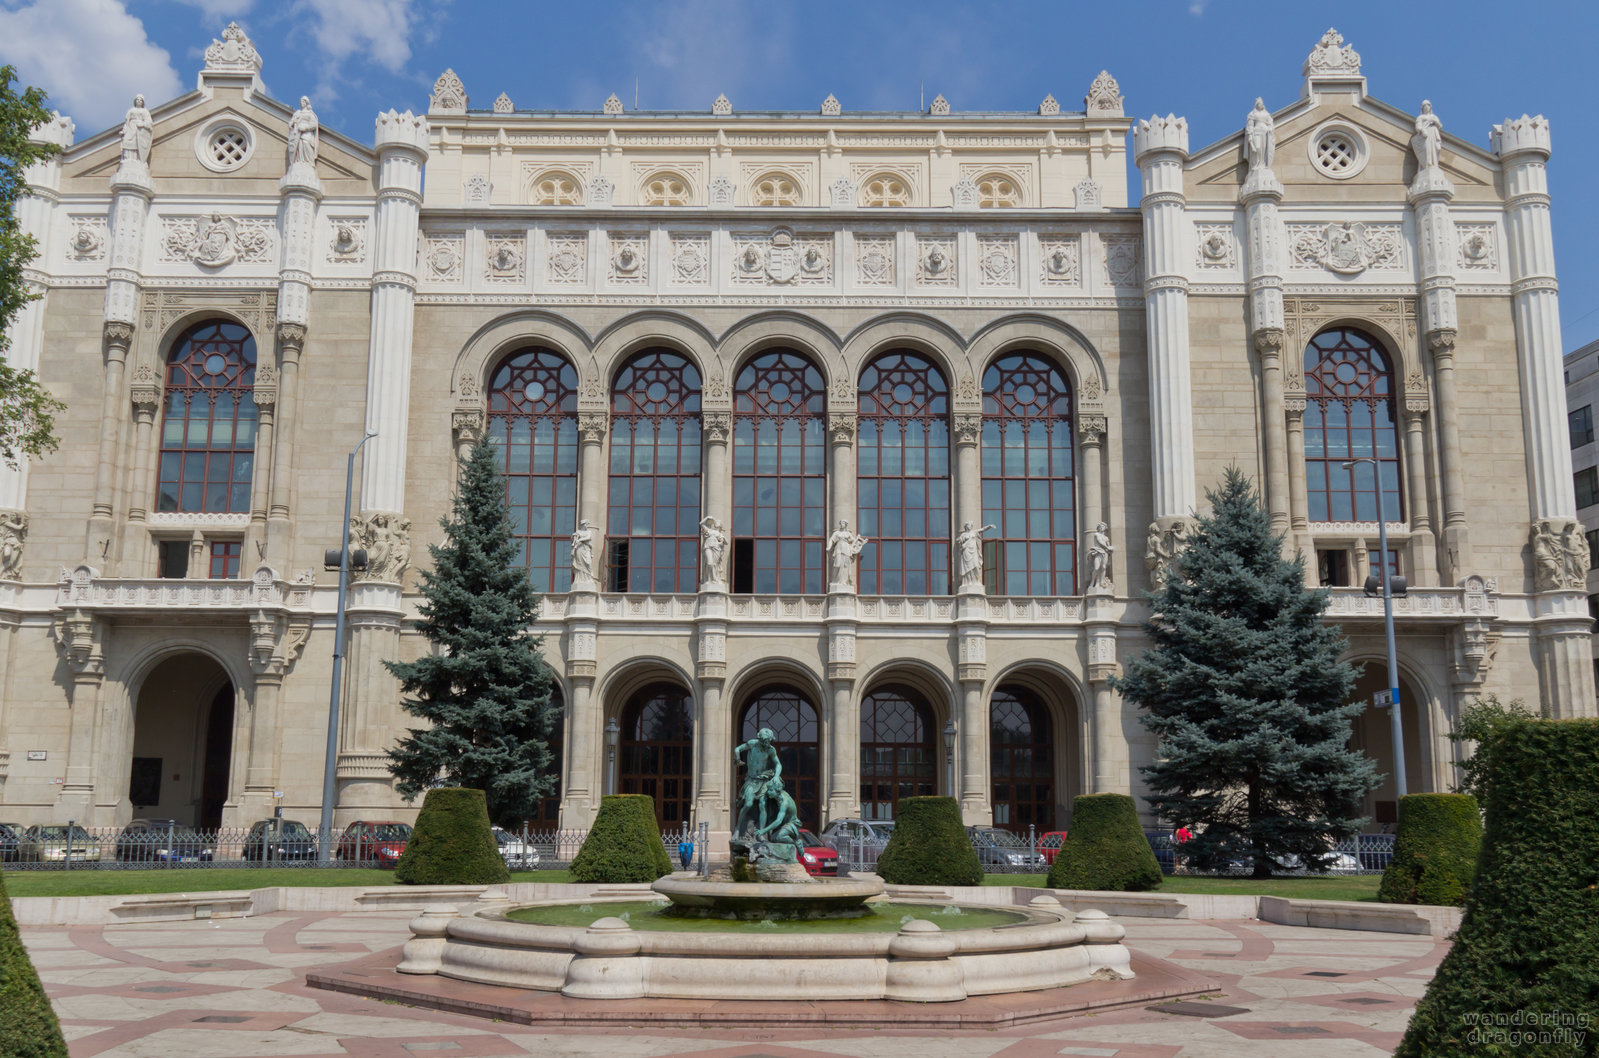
[569,795,673,883]
[1397,718,1599,1057]
[874,797,982,887]
[0,868,69,1058]
[1377,793,1481,906]
[394,787,509,885]
[1047,793,1163,892]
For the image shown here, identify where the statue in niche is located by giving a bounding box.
[699,516,727,587]
[287,96,319,168]
[0,511,26,580]
[1412,100,1443,170]
[1086,521,1114,592]
[827,519,868,591]
[570,519,597,583]
[120,94,153,167]
[1245,98,1275,172]
[956,521,996,588]
[731,727,804,875]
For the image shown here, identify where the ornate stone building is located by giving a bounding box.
[0,26,1589,837]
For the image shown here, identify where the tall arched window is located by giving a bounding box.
[858,352,951,595]
[859,685,936,819]
[739,686,821,829]
[990,685,1054,833]
[1304,328,1403,522]
[487,349,578,593]
[608,350,702,592]
[158,320,257,514]
[619,682,694,830]
[982,352,1075,595]
[732,351,827,593]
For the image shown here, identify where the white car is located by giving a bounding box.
[492,827,541,869]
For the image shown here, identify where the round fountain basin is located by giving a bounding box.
[505,899,1029,933]
[650,873,885,920]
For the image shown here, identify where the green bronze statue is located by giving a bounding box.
[732,727,803,866]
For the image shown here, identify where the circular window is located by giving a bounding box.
[194,118,256,173]
[1307,122,1369,180]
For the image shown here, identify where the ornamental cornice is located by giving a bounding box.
[1140,190,1187,208]
[1143,275,1189,294]
[1510,276,1559,296]
[1503,191,1551,212]
[377,187,425,207]
[372,270,418,289]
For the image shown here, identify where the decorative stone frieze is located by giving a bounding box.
[160,215,275,267]
[1530,517,1589,591]
[1144,516,1195,592]
[349,513,411,583]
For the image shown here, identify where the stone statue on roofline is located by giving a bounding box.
[120,95,153,168]
[1245,98,1275,173]
[1412,100,1443,170]
[287,96,319,169]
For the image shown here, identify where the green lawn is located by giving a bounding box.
[1,867,574,898]
[984,873,1384,902]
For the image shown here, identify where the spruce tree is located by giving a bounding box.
[1112,468,1378,877]
[385,437,557,828]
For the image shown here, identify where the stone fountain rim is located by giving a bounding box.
[650,873,887,902]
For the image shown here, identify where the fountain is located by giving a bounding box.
[388,731,1138,1002]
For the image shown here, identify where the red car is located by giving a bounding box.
[335,821,412,866]
[1037,830,1069,865]
[796,829,839,876]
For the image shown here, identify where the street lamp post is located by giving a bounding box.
[317,432,376,865]
[605,716,620,796]
[942,719,957,798]
[1343,456,1407,799]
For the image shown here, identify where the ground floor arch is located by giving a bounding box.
[736,684,822,831]
[129,653,236,829]
[989,683,1056,833]
[617,681,694,830]
[1349,663,1429,825]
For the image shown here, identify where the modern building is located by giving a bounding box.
[1563,336,1599,693]
[0,25,1590,842]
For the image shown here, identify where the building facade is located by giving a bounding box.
[0,26,1590,840]
[1563,336,1599,684]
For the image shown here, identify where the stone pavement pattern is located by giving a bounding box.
[20,910,1445,1057]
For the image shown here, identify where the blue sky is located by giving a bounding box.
[5,0,1598,348]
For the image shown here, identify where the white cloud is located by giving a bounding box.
[171,0,256,18]
[0,0,183,133]
[621,1,797,109]
[290,0,417,74]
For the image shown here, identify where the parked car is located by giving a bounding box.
[491,827,540,870]
[795,829,839,877]
[1036,830,1068,865]
[968,826,1048,871]
[817,818,896,869]
[334,821,411,866]
[0,822,23,863]
[19,824,101,864]
[242,819,319,862]
[113,819,216,863]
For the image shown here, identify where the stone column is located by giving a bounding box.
[576,412,608,586]
[953,412,983,537]
[1086,598,1124,793]
[702,412,732,582]
[0,113,72,530]
[560,590,600,825]
[1402,407,1438,585]
[955,597,990,825]
[694,594,730,830]
[1240,159,1292,541]
[1078,414,1107,592]
[266,324,305,566]
[335,585,405,817]
[1133,115,1196,528]
[245,359,277,565]
[1284,397,1312,583]
[451,409,483,467]
[829,413,858,542]
[54,608,106,822]
[824,593,859,823]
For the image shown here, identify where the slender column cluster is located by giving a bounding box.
[1239,129,1295,546]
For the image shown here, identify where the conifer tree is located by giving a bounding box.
[386,437,556,827]
[1112,467,1378,877]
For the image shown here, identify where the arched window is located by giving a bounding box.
[1304,328,1403,522]
[732,351,827,593]
[487,350,578,593]
[975,173,1020,207]
[859,173,910,207]
[158,319,257,514]
[982,352,1075,594]
[859,685,935,820]
[739,686,821,830]
[858,352,951,595]
[641,171,692,206]
[990,685,1054,833]
[619,682,694,830]
[529,171,583,205]
[608,350,702,592]
[750,171,800,206]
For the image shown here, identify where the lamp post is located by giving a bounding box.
[942,719,956,798]
[605,716,620,796]
[317,431,376,865]
[1342,456,1407,799]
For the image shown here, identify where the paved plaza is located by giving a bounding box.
[20,908,1444,1057]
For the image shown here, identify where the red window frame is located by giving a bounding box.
[607,350,702,593]
[207,540,242,580]
[732,350,827,594]
[859,685,935,820]
[487,349,579,593]
[857,352,951,595]
[157,320,258,514]
[618,682,694,830]
[738,686,821,831]
[989,685,1055,833]
[1303,329,1404,523]
[981,352,1076,595]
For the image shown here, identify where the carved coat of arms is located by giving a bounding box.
[1290,221,1399,276]
[765,228,798,283]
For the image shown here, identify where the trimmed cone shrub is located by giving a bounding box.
[1047,793,1163,892]
[874,797,983,886]
[1397,718,1599,1057]
[1377,793,1482,906]
[0,868,69,1058]
[393,787,509,885]
[570,795,673,883]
